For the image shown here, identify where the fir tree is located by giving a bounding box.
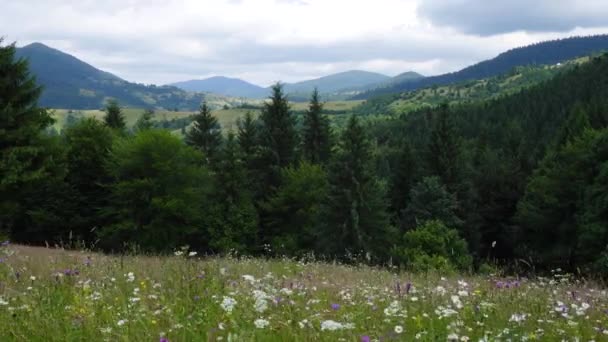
[427,104,462,192]
[302,88,331,164]
[321,116,395,261]
[259,83,297,188]
[208,132,258,254]
[186,102,222,165]
[389,140,417,223]
[103,100,126,130]
[0,40,57,236]
[134,109,155,132]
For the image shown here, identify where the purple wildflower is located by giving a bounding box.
[331,303,340,311]
[84,256,92,266]
[361,336,371,342]
[405,282,412,294]
[193,295,201,301]
[160,338,169,342]
[495,281,504,289]
[1,240,9,247]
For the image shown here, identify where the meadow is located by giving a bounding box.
[1,243,607,341]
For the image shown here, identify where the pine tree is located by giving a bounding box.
[302,88,331,164]
[427,104,462,192]
[103,100,126,130]
[186,102,222,164]
[321,116,395,261]
[259,83,297,188]
[0,40,57,236]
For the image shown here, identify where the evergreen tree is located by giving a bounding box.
[237,111,260,161]
[259,83,298,188]
[426,104,463,192]
[186,102,222,165]
[389,140,417,225]
[404,176,461,230]
[208,132,258,254]
[103,100,126,130]
[0,40,58,236]
[134,109,155,132]
[321,116,395,261]
[263,162,328,256]
[302,88,331,164]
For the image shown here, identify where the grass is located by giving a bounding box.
[1,243,607,341]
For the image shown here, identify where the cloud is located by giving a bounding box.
[1,0,608,86]
[418,0,608,36]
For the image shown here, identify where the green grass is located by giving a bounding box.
[1,244,606,341]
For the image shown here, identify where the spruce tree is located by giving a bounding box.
[427,104,462,192]
[259,83,297,188]
[0,40,57,235]
[302,88,331,164]
[208,132,258,253]
[186,101,222,164]
[134,109,154,132]
[389,140,417,224]
[237,111,259,158]
[103,100,126,130]
[321,116,395,261]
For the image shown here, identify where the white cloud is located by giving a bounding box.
[1,0,608,86]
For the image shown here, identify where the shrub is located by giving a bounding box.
[393,220,472,271]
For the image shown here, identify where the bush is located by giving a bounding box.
[393,220,472,271]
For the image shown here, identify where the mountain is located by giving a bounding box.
[386,71,425,85]
[169,76,267,98]
[283,70,391,100]
[15,43,206,110]
[355,34,608,99]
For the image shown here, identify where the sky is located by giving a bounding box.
[1,0,608,86]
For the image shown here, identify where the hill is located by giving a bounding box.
[353,55,591,116]
[169,76,267,98]
[283,70,391,101]
[15,43,226,110]
[355,34,608,99]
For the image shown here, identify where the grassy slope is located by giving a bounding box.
[0,244,606,341]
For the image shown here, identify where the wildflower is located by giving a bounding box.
[100,327,112,334]
[447,333,459,341]
[509,313,527,323]
[361,336,371,342]
[405,282,412,294]
[451,295,463,309]
[331,303,340,311]
[126,272,135,282]
[242,275,256,282]
[0,297,8,305]
[174,251,184,256]
[188,251,197,257]
[320,320,354,331]
[117,319,127,326]
[1,240,9,246]
[221,296,237,313]
[254,318,270,329]
[160,338,169,342]
[395,325,404,334]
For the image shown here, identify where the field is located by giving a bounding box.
[51,100,364,134]
[1,244,607,341]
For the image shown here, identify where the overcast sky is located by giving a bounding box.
[2,0,608,86]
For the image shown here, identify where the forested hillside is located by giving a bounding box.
[15,43,230,110]
[3,39,608,276]
[357,34,608,99]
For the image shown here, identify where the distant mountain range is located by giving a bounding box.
[15,43,209,110]
[354,34,608,99]
[13,35,608,109]
[169,70,424,100]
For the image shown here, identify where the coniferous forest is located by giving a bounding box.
[3,39,608,277]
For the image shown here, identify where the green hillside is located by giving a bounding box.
[353,56,591,116]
